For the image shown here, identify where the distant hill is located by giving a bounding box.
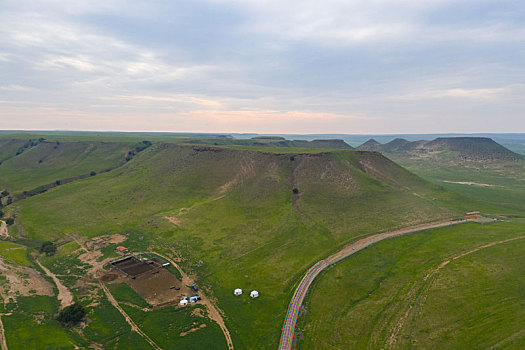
[0,139,150,193]
[358,137,523,162]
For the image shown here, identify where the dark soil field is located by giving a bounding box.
[127,269,189,306]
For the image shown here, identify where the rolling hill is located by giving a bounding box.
[357,137,525,213]
[0,138,150,194]
[2,140,464,349]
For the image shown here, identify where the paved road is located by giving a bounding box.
[278,219,466,350]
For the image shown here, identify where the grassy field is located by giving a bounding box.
[6,143,463,347]
[0,140,144,193]
[3,295,85,349]
[0,242,31,266]
[297,220,525,349]
[2,133,523,349]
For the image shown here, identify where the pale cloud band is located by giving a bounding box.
[0,0,523,133]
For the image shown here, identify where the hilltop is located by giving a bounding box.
[357,137,523,162]
[0,139,463,348]
[358,136,525,213]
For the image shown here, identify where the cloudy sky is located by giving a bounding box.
[0,0,523,133]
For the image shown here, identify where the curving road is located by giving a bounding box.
[278,219,466,350]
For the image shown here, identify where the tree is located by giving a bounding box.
[6,197,12,205]
[90,171,96,176]
[40,241,57,256]
[292,188,299,194]
[0,211,3,218]
[57,303,86,326]
[0,190,8,197]
[5,218,14,226]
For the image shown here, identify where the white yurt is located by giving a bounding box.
[179,299,188,306]
[250,290,259,298]
[234,288,243,296]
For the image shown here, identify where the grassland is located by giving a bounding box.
[297,220,525,349]
[3,295,85,349]
[5,142,463,348]
[0,140,147,194]
[1,133,522,349]
[0,242,31,266]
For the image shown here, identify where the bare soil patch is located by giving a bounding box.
[36,259,73,309]
[0,259,54,303]
[0,222,8,240]
[443,180,502,187]
[165,216,182,226]
[180,323,207,337]
[126,269,188,306]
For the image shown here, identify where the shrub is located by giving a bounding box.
[40,241,57,256]
[292,188,299,194]
[57,303,86,326]
[90,171,96,176]
[5,218,14,226]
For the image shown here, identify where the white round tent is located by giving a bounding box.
[179,299,188,306]
[250,290,259,298]
[234,288,243,296]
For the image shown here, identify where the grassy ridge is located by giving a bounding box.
[10,143,462,347]
[297,221,525,349]
[0,140,146,193]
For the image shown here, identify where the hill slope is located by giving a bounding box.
[0,139,149,193]
[10,143,461,348]
[358,137,525,213]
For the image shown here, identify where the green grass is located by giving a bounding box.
[0,242,31,266]
[109,282,150,309]
[122,304,228,349]
[83,297,152,349]
[0,140,137,193]
[9,143,464,348]
[3,295,85,349]
[297,220,525,349]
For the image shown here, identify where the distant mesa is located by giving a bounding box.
[357,136,523,162]
[251,136,287,141]
[249,137,353,150]
[357,139,381,151]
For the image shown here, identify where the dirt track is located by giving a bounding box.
[0,314,7,350]
[278,219,466,350]
[389,235,525,348]
[99,281,161,350]
[35,260,73,309]
[152,252,234,350]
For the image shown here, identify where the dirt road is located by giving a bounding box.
[35,260,73,309]
[0,314,7,350]
[99,281,161,350]
[153,252,234,350]
[278,219,466,350]
[389,235,525,348]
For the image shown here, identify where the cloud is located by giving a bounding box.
[0,0,524,133]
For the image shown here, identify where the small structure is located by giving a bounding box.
[250,290,259,298]
[116,246,129,255]
[191,284,199,292]
[234,288,242,296]
[189,295,201,303]
[465,211,482,219]
[179,299,188,306]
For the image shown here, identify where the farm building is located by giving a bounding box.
[234,288,242,296]
[465,211,482,219]
[116,246,129,255]
[250,290,259,298]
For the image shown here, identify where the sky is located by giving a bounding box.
[0,0,524,134]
